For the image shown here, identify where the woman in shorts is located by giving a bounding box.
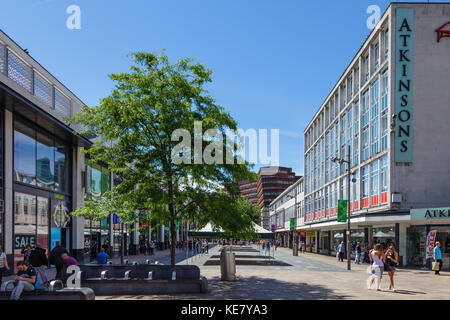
[384,245,398,292]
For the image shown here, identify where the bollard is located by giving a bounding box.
[107,261,113,265]
[172,271,176,280]
[154,261,160,265]
[123,259,129,265]
[145,259,151,265]
[147,271,153,280]
[132,261,138,266]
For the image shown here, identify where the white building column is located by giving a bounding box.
[71,146,85,262]
[399,223,408,266]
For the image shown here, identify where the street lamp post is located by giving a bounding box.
[332,145,353,271]
[287,193,298,256]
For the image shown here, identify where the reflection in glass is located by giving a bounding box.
[37,133,54,189]
[55,141,69,193]
[14,192,36,272]
[37,197,49,253]
[14,122,36,185]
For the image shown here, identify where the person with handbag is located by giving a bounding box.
[367,244,385,291]
[384,245,398,292]
[433,242,442,275]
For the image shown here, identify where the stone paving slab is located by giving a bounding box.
[97,244,450,300]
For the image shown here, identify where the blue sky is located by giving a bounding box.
[1,0,439,175]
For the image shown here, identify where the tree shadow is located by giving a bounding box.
[103,275,351,300]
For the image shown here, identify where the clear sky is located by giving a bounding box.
[1,0,442,175]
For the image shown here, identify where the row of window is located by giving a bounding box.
[304,156,388,217]
[305,26,389,150]
[304,69,389,195]
[14,119,71,194]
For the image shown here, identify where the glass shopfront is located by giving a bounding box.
[407,225,450,269]
[84,162,111,260]
[372,226,395,249]
[13,117,72,271]
[331,230,345,255]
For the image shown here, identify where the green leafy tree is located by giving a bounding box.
[71,51,258,265]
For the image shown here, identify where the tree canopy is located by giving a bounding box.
[71,51,259,264]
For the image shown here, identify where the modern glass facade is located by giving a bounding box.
[303,18,391,223]
[12,117,72,271]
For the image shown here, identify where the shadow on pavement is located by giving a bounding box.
[103,275,350,300]
[390,289,426,295]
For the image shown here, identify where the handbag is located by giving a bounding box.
[432,261,440,271]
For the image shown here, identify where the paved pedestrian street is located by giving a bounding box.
[96,245,450,300]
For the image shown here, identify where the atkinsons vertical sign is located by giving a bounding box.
[395,8,414,163]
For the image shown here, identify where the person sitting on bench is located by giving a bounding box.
[10,261,39,300]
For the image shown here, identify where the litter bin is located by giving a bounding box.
[220,247,236,281]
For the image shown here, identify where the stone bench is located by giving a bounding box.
[0,280,95,300]
[62,265,207,295]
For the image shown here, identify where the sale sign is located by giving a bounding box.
[426,230,437,259]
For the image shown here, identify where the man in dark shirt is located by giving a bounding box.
[29,245,49,285]
[355,242,362,264]
[10,261,37,300]
[49,241,68,279]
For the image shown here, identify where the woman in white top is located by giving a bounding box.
[367,244,385,291]
[0,244,10,285]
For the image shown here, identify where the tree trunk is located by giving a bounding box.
[170,219,176,265]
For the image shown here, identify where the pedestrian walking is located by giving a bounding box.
[29,244,49,286]
[363,243,370,264]
[266,240,270,254]
[49,241,68,280]
[301,241,306,253]
[433,241,442,275]
[262,241,266,252]
[367,244,385,291]
[355,241,362,264]
[338,241,345,262]
[0,244,10,285]
[384,245,398,291]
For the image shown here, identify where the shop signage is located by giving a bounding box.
[436,22,450,42]
[306,231,315,237]
[410,207,450,220]
[426,230,437,259]
[300,231,306,237]
[290,218,295,231]
[14,234,36,249]
[394,7,414,163]
[358,225,373,229]
[337,200,347,222]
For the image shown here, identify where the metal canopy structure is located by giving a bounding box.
[188,222,274,240]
